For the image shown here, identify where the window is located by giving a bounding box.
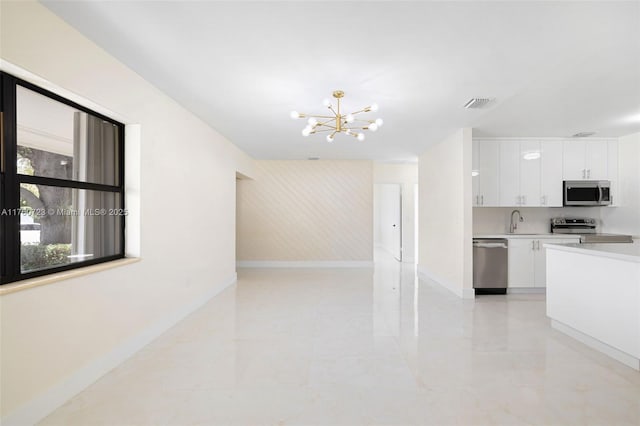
[1,72,125,284]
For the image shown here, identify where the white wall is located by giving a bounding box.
[373,163,418,262]
[0,2,254,423]
[236,160,373,263]
[601,132,640,237]
[418,129,473,298]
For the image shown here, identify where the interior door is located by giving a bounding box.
[380,184,402,261]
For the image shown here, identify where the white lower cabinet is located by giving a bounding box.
[508,239,535,288]
[508,237,580,288]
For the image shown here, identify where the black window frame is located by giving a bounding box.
[0,71,125,284]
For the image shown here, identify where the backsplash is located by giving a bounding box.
[473,207,607,234]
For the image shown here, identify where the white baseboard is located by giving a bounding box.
[236,261,373,268]
[417,265,475,299]
[1,273,238,426]
[507,288,546,294]
[551,320,640,371]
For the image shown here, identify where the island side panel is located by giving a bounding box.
[546,247,640,360]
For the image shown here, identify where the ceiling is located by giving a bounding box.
[42,1,640,162]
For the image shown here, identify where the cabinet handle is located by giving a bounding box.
[587,169,591,179]
[522,195,526,205]
[582,169,586,179]
[481,195,484,205]
[541,195,546,205]
[475,195,478,205]
[531,241,535,250]
[536,241,540,250]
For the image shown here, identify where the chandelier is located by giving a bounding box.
[290,90,383,142]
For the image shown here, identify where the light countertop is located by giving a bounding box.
[544,241,640,263]
[474,233,581,239]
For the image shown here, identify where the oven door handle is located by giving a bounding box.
[598,186,603,203]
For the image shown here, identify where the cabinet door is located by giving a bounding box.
[563,141,586,180]
[534,238,580,288]
[478,141,500,206]
[533,240,546,288]
[499,141,521,207]
[519,141,541,207]
[472,140,480,206]
[508,239,535,288]
[540,142,563,207]
[585,141,608,180]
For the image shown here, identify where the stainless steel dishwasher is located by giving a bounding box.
[473,238,508,295]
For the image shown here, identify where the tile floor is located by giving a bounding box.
[40,252,640,425]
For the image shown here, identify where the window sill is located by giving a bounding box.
[0,257,141,296]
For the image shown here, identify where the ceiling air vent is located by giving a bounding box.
[463,98,492,109]
[572,132,596,138]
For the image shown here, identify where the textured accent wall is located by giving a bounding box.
[237,160,373,261]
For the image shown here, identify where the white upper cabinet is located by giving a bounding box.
[473,138,617,208]
[563,140,609,180]
[562,141,586,180]
[499,141,521,206]
[519,140,541,207]
[472,141,480,206]
[473,140,499,206]
[498,140,541,207]
[585,141,608,180]
[540,141,563,207]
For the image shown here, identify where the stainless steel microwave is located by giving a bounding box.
[563,180,611,206]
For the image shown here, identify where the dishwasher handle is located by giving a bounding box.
[473,242,508,249]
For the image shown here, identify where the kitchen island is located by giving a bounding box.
[545,241,640,370]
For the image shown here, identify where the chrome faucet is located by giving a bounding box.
[510,210,524,233]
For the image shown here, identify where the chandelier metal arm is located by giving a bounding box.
[349,109,371,115]
[304,114,335,119]
[317,118,336,126]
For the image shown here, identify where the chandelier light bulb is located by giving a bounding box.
[290,111,300,119]
[302,127,312,137]
[357,133,365,141]
[326,135,334,143]
[369,123,378,132]
[308,118,318,126]
[375,118,384,127]
[345,114,355,123]
[370,103,379,112]
[322,98,331,107]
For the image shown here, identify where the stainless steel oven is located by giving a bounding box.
[563,180,611,206]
